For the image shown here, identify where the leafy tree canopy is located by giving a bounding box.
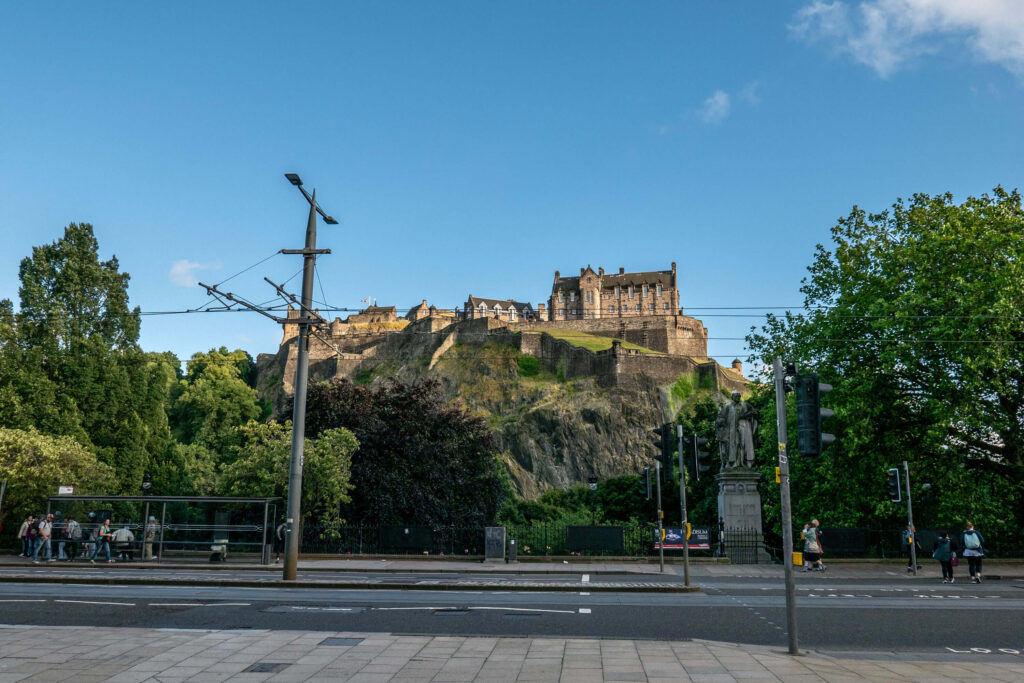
[0,427,115,525]
[305,378,505,527]
[748,188,1024,533]
[218,420,357,528]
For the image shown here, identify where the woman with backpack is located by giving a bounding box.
[932,530,958,584]
[960,521,985,583]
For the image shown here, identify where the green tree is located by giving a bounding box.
[171,347,266,457]
[4,223,152,490]
[748,188,1024,535]
[305,378,505,527]
[218,421,357,528]
[0,427,114,526]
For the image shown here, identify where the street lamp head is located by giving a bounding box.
[323,215,338,225]
[284,173,303,186]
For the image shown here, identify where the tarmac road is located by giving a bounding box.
[2,575,1022,656]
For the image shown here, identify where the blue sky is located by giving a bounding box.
[2,1,1022,370]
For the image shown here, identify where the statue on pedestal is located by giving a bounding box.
[715,390,758,470]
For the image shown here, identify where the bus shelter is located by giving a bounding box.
[46,495,280,564]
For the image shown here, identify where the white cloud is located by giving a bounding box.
[700,90,731,124]
[169,260,220,287]
[790,0,1024,77]
[738,81,762,105]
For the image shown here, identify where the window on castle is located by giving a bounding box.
[585,291,593,304]
[648,303,655,311]
[657,284,663,297]
[479,303,487,315]
[570,291,576,302]
[628,286,634,299]
[609,305,615,313]
[643,284,649,298]
[558,291,564,303]
[663,302,669,310]
[615,286,621,299]
[510,308,517,321]
[635,304,641,312]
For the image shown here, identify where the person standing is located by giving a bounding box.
[902,524,922,572]
[89,519,113,563]
[143,516,159,560]
[960,521,985,583]
[810,519,826,571]
[32,514,56,563]
[17,516,32,557]
[801,522,821,572]
[64,515,82,562]
[25,517,39,559]
[932,530,957,583]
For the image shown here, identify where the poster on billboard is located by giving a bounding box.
[653,526,710,550]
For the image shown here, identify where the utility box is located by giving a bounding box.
[484,527,506,561]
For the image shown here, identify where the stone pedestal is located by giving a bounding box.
[716,469,771,564]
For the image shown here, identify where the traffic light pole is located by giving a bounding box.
[904,460,917,576]
[677,426,690,587]
[774,357,799,655]
[655,462,664,574]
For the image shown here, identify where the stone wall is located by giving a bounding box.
[512,314,707,357]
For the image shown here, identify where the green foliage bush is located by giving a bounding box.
[517,354,540,377]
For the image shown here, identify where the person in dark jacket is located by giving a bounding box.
[932,530,958,583]
[960,521,985,583]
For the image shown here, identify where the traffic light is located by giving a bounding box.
[886,467,902,502]
[795,372,836,456]
[694,435,712,480]
[652,423,673,485]
[641,466,651,500]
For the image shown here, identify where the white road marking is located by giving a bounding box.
[376,607,456,611]
[0,600,46,603]
[212,603,251,606]
[580,592,590,596]
[55,599,135,606]
[579,608,591,614]
[581,574,590,583]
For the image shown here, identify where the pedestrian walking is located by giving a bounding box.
[65,515,82,562]
[274,521,286,564]
[16,515,32,557]
[89,519,113,563]
[801,522,821,572]
[901,524,922,572]
[143,516,158,560]
[32,514,56,563]
[960,521,985,583]
[932,530,958,583]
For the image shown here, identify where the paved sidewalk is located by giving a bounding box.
[1,625,1022,682]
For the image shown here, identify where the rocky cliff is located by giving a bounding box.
[254,324,741,499]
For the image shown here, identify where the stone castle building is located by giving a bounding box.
[549,264,680,321]
[265,262,745,403]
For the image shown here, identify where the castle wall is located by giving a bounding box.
[512,315,708,357]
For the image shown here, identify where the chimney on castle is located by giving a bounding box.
[671,261,677,274]
[619,267,624,274]
[598,267,604,275]
[554,270,560,278]
[580,267,585,276]
[731,359,743,374]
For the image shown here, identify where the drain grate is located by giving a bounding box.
[245,662,288,673]
[319,637,364,646]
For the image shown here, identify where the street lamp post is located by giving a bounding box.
[281,173,336,581]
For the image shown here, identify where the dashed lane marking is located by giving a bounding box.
[55,599,135,606]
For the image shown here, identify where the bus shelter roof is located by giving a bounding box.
[47,495,281,504]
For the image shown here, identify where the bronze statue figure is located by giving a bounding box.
[715,390,758,469]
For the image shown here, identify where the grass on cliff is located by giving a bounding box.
[533,329,657,354]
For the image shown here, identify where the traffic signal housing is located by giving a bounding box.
[795,372,836,456]
[694,435,711,480]
[652,423,673,485]
[886,467,902,502]
[640,467,651,500]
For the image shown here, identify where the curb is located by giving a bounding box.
[0,574,700,593]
